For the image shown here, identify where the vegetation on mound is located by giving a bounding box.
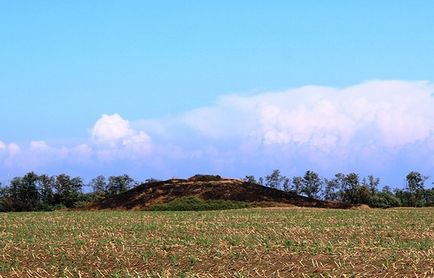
[187,174,222,182]
[1,170,434,212]
[147,196,252,211]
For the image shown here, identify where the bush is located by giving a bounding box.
[0,197,15,212]
[147,196,252,211]
[187,175,222,182]
[369,192,401,208]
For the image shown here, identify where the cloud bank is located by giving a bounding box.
[179,80,434,148]
[2,80,434,185]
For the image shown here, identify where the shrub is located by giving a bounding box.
[187,175,222,182]
[369,192,401,208]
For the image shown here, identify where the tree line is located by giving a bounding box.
[1,170,433,211]
[0,173,141,211]
[245,170,434,208]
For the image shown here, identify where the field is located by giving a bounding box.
[0,208,433,278]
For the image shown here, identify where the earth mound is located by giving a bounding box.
[86,175,349,210]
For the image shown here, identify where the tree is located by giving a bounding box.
[264,169,286,189]
[405,171,428,206]
[0,182,13,212]
[37,174,55,207]
[365,175,380,195]
[282,177,290,192]
[107,175,135,196]
[300,170,322,198]
[406,171,427,193]
[90,175,107,199]
[54,174,83,207]
[7,172,40,211]
[243,175,257,184]
[291,176,303,195]
[369,192,401,208]
[341,172,361,204]
[323,177,339,201]
[21,172,40,210]
[423,186,434,206]
[382,185,393,195]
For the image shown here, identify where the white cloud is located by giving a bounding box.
[30,141,50,152]
[179,80,434,152]
[0,141,22,169]
[2,80,434,183]
[91,114,134,144]
[0,141,15,155]
[72,144,93,157]
[91,114,152,159]
[7,143,21,157]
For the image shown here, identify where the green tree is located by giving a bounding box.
[37,174,55,207]
[324,178,338,201]
[243,175,257,184]
[282,177,290,192]
[341,172,361,204]
[365,175,380,195]
[300,170,322,199]
[54,174,83,207]
[406,171,427,193]
[264,169,286,189]
[323,173,345,201]
[107,175,135,196]
[369,192,401,208]
[7,172,40,211]
[405,171,428,206]
[291,176,303,194]
[382,185,393,195]
[0,182,13,211]
[90,175,107,199]
[423,186,434,206]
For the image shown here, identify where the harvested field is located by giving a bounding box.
[0,208,433,277]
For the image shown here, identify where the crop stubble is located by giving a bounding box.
[0,207,433,277]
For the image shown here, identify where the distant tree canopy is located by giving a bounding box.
[0,173,139,212]
[0,170,433,211]
[248,170,433,208]
[264,169,286,189]
[0,172,85,211]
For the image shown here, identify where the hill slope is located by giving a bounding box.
[86,176,348,210]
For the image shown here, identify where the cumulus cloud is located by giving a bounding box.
[91,114,152,159]
[145,79,434,179]
[2,80,434,184]
[0,141,22,171]
[91,114,134,144]
[179,80,434,152]
[0,141,21,158]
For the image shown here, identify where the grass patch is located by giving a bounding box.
[147,196,252,211]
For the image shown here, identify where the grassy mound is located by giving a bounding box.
[147,196,252,211]
[86,177,346,210]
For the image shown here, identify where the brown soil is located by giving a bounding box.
[85,176,350,210]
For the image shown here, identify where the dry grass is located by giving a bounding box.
[0,207,433,277]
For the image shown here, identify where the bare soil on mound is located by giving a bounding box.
[86,177,350,210]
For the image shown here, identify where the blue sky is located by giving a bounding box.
[1,1,434,187]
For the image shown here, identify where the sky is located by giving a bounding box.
[1,1,434,187]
